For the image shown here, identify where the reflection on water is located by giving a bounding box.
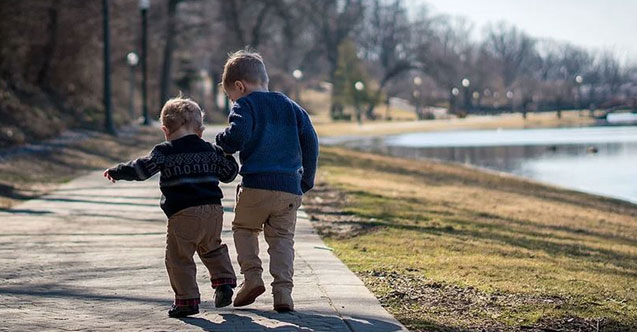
[336,126,637,204]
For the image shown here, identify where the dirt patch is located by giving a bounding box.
[359,270,633,332]
[304,182,379,238]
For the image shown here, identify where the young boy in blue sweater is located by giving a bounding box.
[104,96,238,318]
[216,50,319,312]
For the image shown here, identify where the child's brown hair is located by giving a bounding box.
[221,50,269,88]
[160,95,204,133]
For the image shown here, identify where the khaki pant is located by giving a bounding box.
[165,204,236,300]
[232,186,302,294]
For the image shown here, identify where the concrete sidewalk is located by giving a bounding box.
[0,170,407,331]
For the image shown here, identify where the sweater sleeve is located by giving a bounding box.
[299,110,319,193]
[107,147,164,181]
[211,144,239,183]
[215,98,253,154]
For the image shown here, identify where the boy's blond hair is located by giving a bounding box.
[160,95,204,133]
[222,50,269,88]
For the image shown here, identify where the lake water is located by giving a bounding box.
[326,126,637,204]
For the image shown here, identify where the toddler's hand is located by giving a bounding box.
[103,169,116,183]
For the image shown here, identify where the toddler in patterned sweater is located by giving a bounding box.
[104,96,238,318]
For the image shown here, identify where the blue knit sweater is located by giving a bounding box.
[216,91,319,195]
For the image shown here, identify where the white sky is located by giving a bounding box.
[408,0,637,64]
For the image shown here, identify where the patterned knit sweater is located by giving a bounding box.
[107,134,238,217]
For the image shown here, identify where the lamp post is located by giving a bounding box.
[575,75,583,115]
[461,78,471,113]
[506,90,514,113]
[451,87,460,114]
[413,76,422,119]
[139,0,150,125]
[102,0,116,135]
[126,52,139,120]
[292,69,303,103]
[354,81,365,125]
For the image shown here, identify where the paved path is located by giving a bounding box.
[0,165,407,330]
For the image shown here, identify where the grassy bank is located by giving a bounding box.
[0,126,163,209]
[313,111,596,138]
[305,146,637,331]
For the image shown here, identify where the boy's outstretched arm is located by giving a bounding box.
[215,99,253,154]
[212,144,239,183]
[299,111,319,193]
[104,147,164,182]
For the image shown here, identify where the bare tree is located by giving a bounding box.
[415,15,473,114]
[358,0,417,119]
[159,0,184,106]
[217,0,277,50]
[483,22,537,90]
[303,0,365,118]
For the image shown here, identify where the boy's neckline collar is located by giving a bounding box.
[170,133,200,142]
[237,90,278,102]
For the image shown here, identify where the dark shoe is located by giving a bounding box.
[233,278,266,307]
[274,303,294,313]
[273,291,294,313]
[168,304,199,318]
[215,284,234,308]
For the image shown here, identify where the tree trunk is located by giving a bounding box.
[449,91,456,115]
[365,88,383,120]
[209,70,220,115]
[36,0,59,88]
[159,0,180,106]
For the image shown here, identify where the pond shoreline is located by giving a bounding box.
[320,125,637,206]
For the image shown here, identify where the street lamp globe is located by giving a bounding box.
[413,76,422,86]
[139,0,150,10]
[506,90,514,99]
[127,52,139,67]
[451,87,460,96]
[472,91,480,99]
[354,81,365,91]
[292,69,303,80]
[575,75,583,84]
[462,78,470,88]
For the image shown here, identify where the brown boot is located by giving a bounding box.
[273,290,294,313]
[233,278,265,307]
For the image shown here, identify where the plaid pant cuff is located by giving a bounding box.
[211,278,237,288]
[174,298,200,306]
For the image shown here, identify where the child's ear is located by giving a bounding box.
[161,125,170,137]
[234,81,245,93]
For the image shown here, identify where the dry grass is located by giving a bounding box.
[298,88,596,138]
[300,89,419,124]
[305,146,637,331]
[313,111,595,138]
[0,126,163,209]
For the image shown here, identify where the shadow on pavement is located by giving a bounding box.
[180,309,405,332]
[36,197,158,207]
[0,286,168,304]
[0,208,53,215]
